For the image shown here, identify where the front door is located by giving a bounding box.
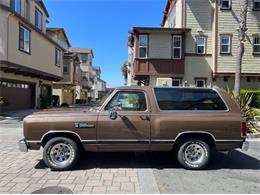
[97,90,150,151]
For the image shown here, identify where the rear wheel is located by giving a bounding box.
[177,139,210,170]
[43,137,79,171]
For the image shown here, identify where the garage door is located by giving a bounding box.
[0,80,35,113]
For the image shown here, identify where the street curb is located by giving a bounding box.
[138,169,160,194]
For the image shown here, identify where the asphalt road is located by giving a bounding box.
[0,118,259,194]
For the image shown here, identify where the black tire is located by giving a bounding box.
[177,139,210,170]
[43,137,79,171]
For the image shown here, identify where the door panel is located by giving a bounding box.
[97,90,151,151]
[97,111,150,150]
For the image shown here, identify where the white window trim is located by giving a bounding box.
[220,0,231,9]
[253,0,260,10]
[196,36,206,54]
[55,48,62,66]
[253,36,260,54]
[220,35,231,54]
[172,35,182,59]
[139,34,148,58]
[19,25,30,53]
[35,8,43,31]
[172,78,181,87]
[195,79,206,88]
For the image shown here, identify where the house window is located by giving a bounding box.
[253,36,260,54]
[81,72,88,81]
[24,0,30,20]
[196,36,206,54]
[63,63,69,73]
[19,25,30,53]
[80,54,88,63]
[172,79,181,87]
[139,34,148,58]
[55,48,62,66]
[253,0,260,10]
[220,0,231,9]
[172,36,182,59]
[35,8,42,30]
[195,79,206,88]
[220,35,231,54]
[10,0,21,14]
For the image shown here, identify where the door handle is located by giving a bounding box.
[140,115,150,121]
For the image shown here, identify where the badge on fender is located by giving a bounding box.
[75,123,95,128]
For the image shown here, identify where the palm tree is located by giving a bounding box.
[121,61,128,85]
[234,0,249,96]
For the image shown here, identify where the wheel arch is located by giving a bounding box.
[174,131,216,149]
[41,130,82,147]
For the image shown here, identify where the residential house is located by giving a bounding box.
[46,28,81,105]
[0,0,64,112]
[92,66,106,100]
[70,48,95,102]
[127,0,260,89]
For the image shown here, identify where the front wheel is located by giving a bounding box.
[177,139,210,170]
[43,137,79,171]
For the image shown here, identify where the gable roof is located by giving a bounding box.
[70,48,94,58]
[47,27,71,47]
[35,0,49,18]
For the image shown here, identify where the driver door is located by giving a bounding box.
[97,90,151,151]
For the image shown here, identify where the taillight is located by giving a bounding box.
[241,122,247,137]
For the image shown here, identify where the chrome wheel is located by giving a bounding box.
[49,143,74,166]
[184,143,205,165]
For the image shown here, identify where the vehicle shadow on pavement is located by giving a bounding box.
[34,149,260,171]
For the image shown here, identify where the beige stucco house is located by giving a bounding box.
[0,0,64,112]
[92,66,106,100]
[70,48,95,102]
[127,0,260,90]
[46,28,82,105]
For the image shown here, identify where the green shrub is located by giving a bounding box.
[227,89,254,120]
[241,89,260,108]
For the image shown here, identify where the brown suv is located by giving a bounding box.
[19,86,249,170]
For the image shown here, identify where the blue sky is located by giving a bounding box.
[44,0,166,87]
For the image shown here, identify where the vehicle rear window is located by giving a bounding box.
[154,88,227,111]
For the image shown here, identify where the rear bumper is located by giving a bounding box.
[18,138,28,152]
[216,139,248,151]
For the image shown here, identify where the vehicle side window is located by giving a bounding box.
[105,91,147,111]
[154,88,227,111]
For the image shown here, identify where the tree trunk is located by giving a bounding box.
[234,0,248,96]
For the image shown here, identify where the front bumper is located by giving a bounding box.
[18,138,28,152]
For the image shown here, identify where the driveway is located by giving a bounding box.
[0,118,259,194]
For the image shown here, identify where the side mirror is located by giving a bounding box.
[109,109,118,120]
